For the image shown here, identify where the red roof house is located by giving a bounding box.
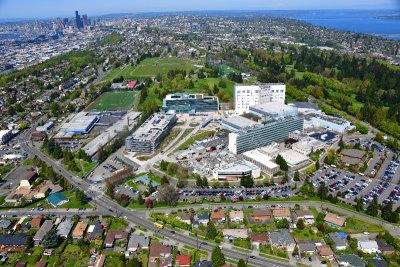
[175,254,191,266]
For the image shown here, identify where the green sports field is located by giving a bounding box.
[101,57,195,82]
[87,91,136,111]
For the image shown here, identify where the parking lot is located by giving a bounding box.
[180,185,295,201]
[311,165,400,209]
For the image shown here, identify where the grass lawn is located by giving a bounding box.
[344,217,384,234]
[60,191,92,209]
[74,158,97,177]
[176,130,215,151]
[188,77,235,102]
[291,228,323,240]
[101,66,128,82]
[129,57,195,78]
[107,217,129,230]
[158,128,181,151]
[60,244,89,266]
[87,91,136,111]
[104,253,125,267]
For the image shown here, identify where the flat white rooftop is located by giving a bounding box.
[243,149,279,169]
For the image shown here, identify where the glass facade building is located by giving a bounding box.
[162,93,219,113]
[229,117,304,154]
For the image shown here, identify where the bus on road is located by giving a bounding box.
[154,222,164,229]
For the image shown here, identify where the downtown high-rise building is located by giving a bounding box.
[75,11,84,29]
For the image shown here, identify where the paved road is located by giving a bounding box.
[20,139,290,267]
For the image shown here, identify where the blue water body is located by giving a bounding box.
[274,10,400,40]
[0,33,21,40]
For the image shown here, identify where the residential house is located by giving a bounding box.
[104,230,128,248]
[56,219,74,239]
[273,209,292,222]
[148,243,173,267]
[211,209,225,223]
[269,229,296,252]
[15,262,26,267]
[175,254,191,267]
[35,261,47,267]
[229,210,244,223]
[0,219,11,229]
[177,213,193,225]
[369,259,388,267]
[126,234,149,255]
[328,232,348,250]
[250,233,269,249]
[46,192,69,207]
[324,213,346,228]
[88,254,106,267]
[88,221,104,240]
[376,239,395,255]
[297,240,318,255]
[30,217,42,228]
[0,233,28,252]
[19,171,38,188]
[222,229,248,240]
[317,245,334,259]
[250,209,272,223]
[72,221,87,239]
[33,220,53,246]
[34,180,62,199]
[194,213,209,228]
[294,210,315,225]
[337,254,365,267]
[358,240,378,254]
[94,254,106,267]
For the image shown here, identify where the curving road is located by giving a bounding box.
[19,139,291,267]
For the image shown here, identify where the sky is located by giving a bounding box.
[0,0,399,19]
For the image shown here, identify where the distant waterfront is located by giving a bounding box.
[275,10,400,40]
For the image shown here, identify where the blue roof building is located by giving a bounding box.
[46,192,69,207]
[134,175,159,187]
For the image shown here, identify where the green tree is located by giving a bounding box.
[317,182,328,200]
[75,190,85,203]
[294,171,300,182]
[128,258,143,267]
[157,185,179,206]
[240,174,254,188]
[237,259,246,267]
[375,132,384,143]
[366,196,379,217]
[282,172,289,184]
[160,175,169,185]
[354,197,364,212]
[315,160,320,170]
[202,177,209,187]
[42,229,59,248]
[296,218,305,230]
[275,154,289,171]
[50,102,61,117]
[137,193,144,205]
[206,220,218,240]
[211,246,225,267]
[275,219,290,229]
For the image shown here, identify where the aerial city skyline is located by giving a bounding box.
[0,0,399,19]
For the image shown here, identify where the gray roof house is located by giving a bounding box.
[328,232,348,250]
[194,213,210,228]
[269,229,296,252]
[337,254,365,267]
[0,220,12,229]
[57,219,74,239]
[33,220,53,246]
[297,240,318,254]
[89,221,104,240]
[126,234,150,253]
